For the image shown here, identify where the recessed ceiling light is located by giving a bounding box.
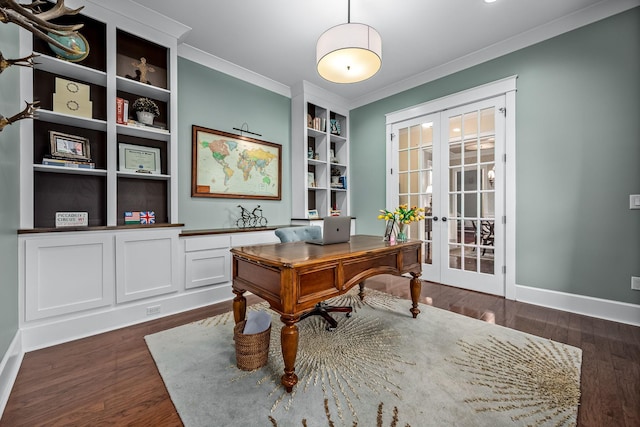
[484,0,497,3]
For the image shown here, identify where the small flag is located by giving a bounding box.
[124,211,140,224]
[140,211,155,224]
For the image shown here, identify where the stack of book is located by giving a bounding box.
[126,119,168,132]
[310,117,325,132]
[42,158,95,169]
[116,97,130,124]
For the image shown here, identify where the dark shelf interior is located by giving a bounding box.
[117,178,168,225]
[34,172,107,228]
[32,9,107,72]
[116,30,168,90]
[33,69,107,121]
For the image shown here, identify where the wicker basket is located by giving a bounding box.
[234,320,271,371]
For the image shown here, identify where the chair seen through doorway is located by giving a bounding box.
[274,226,353,331]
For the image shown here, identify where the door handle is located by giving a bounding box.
[442,217,447,222]
[433,216,439,221]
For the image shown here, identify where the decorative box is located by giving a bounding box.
[124,211,140,224]
[140,211,156,224]
[53,77,93,118]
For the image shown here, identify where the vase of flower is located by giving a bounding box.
[396,222,408,242]
[378,204,426,243]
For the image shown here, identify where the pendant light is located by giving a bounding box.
[316,0,382,84]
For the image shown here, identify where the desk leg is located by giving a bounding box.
[232,289,247,325]
[280,316,299,393]
[409,272,422,318]
[358,282,365,301]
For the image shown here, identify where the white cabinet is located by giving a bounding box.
[291,81,350,219]
[24,233,114,321]
[115,229,180,302]
[184,235,231,289]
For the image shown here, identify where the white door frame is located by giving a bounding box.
[386,76,517,300]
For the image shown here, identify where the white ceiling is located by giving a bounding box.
[127,0,635,107]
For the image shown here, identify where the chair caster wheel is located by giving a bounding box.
[326,326,336,332]
[346,312,352,318]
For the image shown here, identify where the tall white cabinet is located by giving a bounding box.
[16,0,192,351]
[291,81,350,219]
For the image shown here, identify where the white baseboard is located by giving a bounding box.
[0,330,24,418]
[20,284,234,352]
[515,285,640,327]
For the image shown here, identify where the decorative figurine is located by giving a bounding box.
[128,57,155,85]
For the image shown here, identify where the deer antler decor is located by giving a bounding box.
[0,51,38,73]
[0,100,39,131]
[0,0,84,54]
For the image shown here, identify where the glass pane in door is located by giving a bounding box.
[397,122,434,264]
[447,107,496,274]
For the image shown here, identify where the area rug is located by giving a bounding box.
[145,289,582,427]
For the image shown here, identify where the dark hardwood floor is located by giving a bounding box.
[2,277,639,426]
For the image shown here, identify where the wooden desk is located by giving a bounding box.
[230,235,423,392]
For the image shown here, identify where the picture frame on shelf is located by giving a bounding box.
[118,143,161,174]
[307,172,315,188]
[308,209,319,219]
[192,125,282,200]
[49,131,91,162]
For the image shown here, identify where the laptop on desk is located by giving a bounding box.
[306,216,351,245]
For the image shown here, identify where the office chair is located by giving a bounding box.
[275,226,353,331]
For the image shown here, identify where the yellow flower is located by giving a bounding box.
[377,204,426,225]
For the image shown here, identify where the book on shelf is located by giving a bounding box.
[125,119,168,132]
[42,158,95,169]
[339,176,347,189]
[311,117,325,132]
[116,97,129,124]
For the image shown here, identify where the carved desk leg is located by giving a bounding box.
[358,282,365,301]
[232,288,247,325]
[409,272,422,318]
[280,315,299,393]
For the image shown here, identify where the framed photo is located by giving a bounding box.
[307,172,315,187]
[49,131,91,161]
[308,209,319,219]
[192,125,281,200]
[118,143,161,174]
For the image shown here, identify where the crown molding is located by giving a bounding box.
[349,0,640,109]
[84,0,192,42]
[178,44,291,99]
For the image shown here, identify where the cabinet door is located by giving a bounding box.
[185,249,230,289]
[24,234,115,321]
[115,230,180,303]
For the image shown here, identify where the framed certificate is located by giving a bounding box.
[118,143,161,174]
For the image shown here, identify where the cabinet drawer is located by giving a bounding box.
[184,235,230,252]
[185,249,230,289]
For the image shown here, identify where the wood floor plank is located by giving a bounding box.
[1,277,638,427]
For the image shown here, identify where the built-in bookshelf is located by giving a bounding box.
[291,82,350,219]
[20,2,184,229]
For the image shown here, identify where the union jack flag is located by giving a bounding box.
[140,211,155,224]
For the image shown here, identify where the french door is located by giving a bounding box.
[389,96,505,296]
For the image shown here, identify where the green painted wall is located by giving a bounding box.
[350,8,640,305]
[177,58,291,229]
[0,25,21,362]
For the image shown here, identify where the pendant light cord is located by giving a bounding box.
[347,0,351,23]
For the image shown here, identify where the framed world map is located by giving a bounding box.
[191,125,281,200]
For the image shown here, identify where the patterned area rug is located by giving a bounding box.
[145,289,581,426]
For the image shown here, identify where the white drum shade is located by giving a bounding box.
[316,23,382,84]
